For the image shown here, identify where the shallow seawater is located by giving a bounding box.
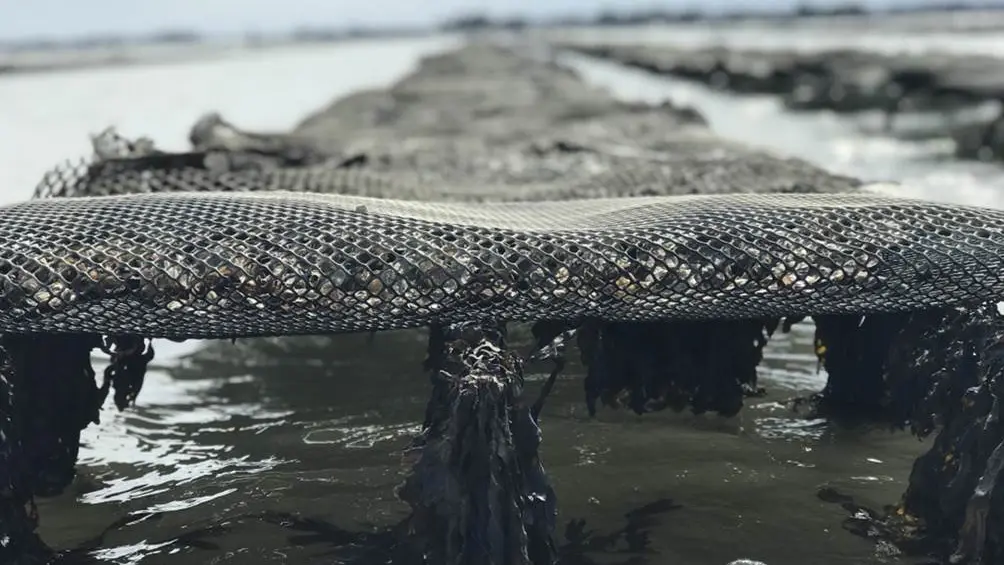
[41,327,929,565]
[11,31,1003,565]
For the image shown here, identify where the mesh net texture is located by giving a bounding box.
[3,189,1004,339]
[13,42,1003,340]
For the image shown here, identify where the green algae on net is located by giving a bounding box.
[3,43,1004,565]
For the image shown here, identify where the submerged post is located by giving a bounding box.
[0,342,47,564]
[0,334,104,564]
[890,306,1004,564]
[0,335,151,563]
[398,322,557,565]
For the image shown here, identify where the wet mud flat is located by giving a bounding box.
[4,40,1004,565]
[555,41,1004,164]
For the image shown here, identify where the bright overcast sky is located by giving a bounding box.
[0,0,971,41]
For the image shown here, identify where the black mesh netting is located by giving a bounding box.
[3,190,1004,338]
[2,42,1004,564]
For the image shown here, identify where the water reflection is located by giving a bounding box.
[33,319,931,564]
[54,500,681,565]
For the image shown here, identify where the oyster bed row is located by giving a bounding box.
[558,41,1004,163]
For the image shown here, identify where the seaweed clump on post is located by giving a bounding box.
[0,335,152,563]
[398,322,557,565]
[893,304,1004,564]
[820,304,1004,564]
[798,306,1004,434]
[576,318,782,418]
[795,312,918,423]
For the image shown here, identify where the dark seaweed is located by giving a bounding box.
[578,319,778,418]
[398,322,556,565]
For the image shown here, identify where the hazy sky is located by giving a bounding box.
[0,0,972,41]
